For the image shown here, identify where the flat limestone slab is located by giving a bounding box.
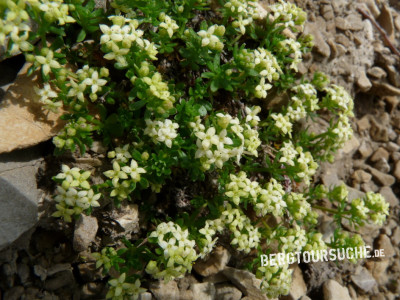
[0,63,65,154]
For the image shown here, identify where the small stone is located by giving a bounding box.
[371,81,400,96]
[335,34,350,48]
[351,170,372,184]
[385,141,400,152]
[377,5,395,43]
[114,204,139,235]
[304,21,331,57]
[387,65,400,88]
[33,265,47,281]
[281,266,307,300]
[341,135,360,154]
[351,267,377,292]
[323,280,351,300]
[379,186,398,207]
[190,283,216,300]
[391,227,400,245]
[368,166,395,186]
[375,234,396,258]
[150,280,179,300]
[365,260,389,285]
[194,246,231,277]
[203,272,229,284]
[215,283,242,300]
[358,140,374,159]
[357,116,371,132]
[393,161,400,181]
[370,147,389,162]
[370,118,389,142]
[361,181,379,193]
[77,263,101,282]
[367,67,387,80]
[179,290,194,300]
[81,282,106,300]
[89,141,108,154]
[373,158,390,173]
[320,4,334,21]
[357,71,372,92]
[391,152,400,161]
[44,270,74,291]
[17,263,30,285]
[73,215,98,252]
[178,275,198,291]
[4,286,25,300]
[138,292,153,300]
[222,267,267,300]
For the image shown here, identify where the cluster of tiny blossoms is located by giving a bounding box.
[285,192,318,224]
[224,171,287,218]
[103,159,146,201]
[146,222,198,283]
[269,0,307,28]
[258,264,293,299]
[224,0,260,34]
[100,15,158,67]
[197,24,225,51]
[144,119,179,148]
[106,273,146,300]
[27,0,76,25]
[34,83,62,113]
[199,203,261,257]
[190,108,261,171]
[278,141,318,186]
[350,192,390,226]
[52,165,101,222]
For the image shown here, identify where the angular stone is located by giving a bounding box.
[393,161,400,181]
[323,280,351,300]
[351,267,377,292]
[150,280,179,300]
[375,234,396,258]
[385,141,400,152]
[304,21,330,57]
[73,215,98,252]
[44,270,74,291]
[190,283,216,300]
[379,186,398,207]
[281,266,307,300]
[377,5,395,43]
[341,135,360,154]
[0,146,44,250]
[222,267,268,300]
[0,63,65,154]
[114,204,139,235]
[194,246,231,277]
[358,140,373,159]
[215,283,242,300]
[371,81,400,96]
[370,147,389,162]
[367,67,387,80]
[368,167,395,186]
[391,227,400,245]
[357,115,371,132]
[373,158,390,173]
[365,260,389,286]
[351,170,372,184]
[357,71,372,92]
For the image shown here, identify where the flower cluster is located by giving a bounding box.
[278,39,302,71]
[158,13,179,38]
[67,65,109,104]
[223,0,259,34]
[199,203,261,256]
[53,117,97,152]
[278,141,318,186]
[106,273,146,300]
[108,144,132,164]
[141,72,176,113]
[303,232,327,253]
[144,119,179,148]
[28,0,75,25]
[269,0,307,28]
[273,225,307,253]
[197,25,225,51]
[285,192,316,222]
[100,15,157,67]
[332,231,365,263]
[52,165,101,222]
[350,192,389,226]
[258,264,293,299]
[224,171,287,218]
[35,83,62,113]
[32,48,62,76]
[146,222,198,283]
[103,160,146,200]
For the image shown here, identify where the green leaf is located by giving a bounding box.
[76,29,86,42]
[129,100,147,111]
[210,80,219,93]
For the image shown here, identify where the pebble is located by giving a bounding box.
[367,166,395,186]
[357,71,372,92]
[351,267,377,292]
[44,270,74,291]
[373,158,390,173]
[215,283,242,300]
[190,283,216,300]
[358,140,373,158]
[150,280,179,300]
[375,234,396,258]
[357,116,371,132]
[194,246,230,277]
[379,186,398,207]
[73,215,98,252]
[323,280,351,300]
[352,170,372,184]
[391,227,400,245]
[281,266,307,300]
[367,67,387,80]
[393,161,400,181]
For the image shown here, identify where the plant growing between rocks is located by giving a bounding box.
[1,0,391,298]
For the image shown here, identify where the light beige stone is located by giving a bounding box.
[0,63,65,154]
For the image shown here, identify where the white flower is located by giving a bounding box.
[82,71,107,94]
[144,119,179,148]
[35,49,61,75]
[159,14,179,38]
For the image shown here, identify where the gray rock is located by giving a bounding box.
[150,280,179,300]
[17,263,30,285]
[379,186,398,207]
[222,267,267,300]
[370,147,389,162]
[351,170,372,184]
[44,270,74,291]
[391,227,400,245]
[358,140,373,159]
[0,146,44,250]
[215,283,242,300]
[178,274,198,290]
[385,142,400,152]
[3,286,25,300]
[357,71,372,92]
[322,280,351,300]
[367,166,395,186]
[373,158,390,173]
[366,260,389,286]
[81,282,107,300]
[194,246,230,277]
[304,20,330,57]
[73,215,98,252]
[367,67,387,80]
[375,234,395,258]
[371,81,400,96]
[114,204,139,235]
[190,283,216,300]
[138,292,153,300]
[393,161,400,181]
[351,267,377,292]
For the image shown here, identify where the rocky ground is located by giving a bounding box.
[1,0,400,299]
